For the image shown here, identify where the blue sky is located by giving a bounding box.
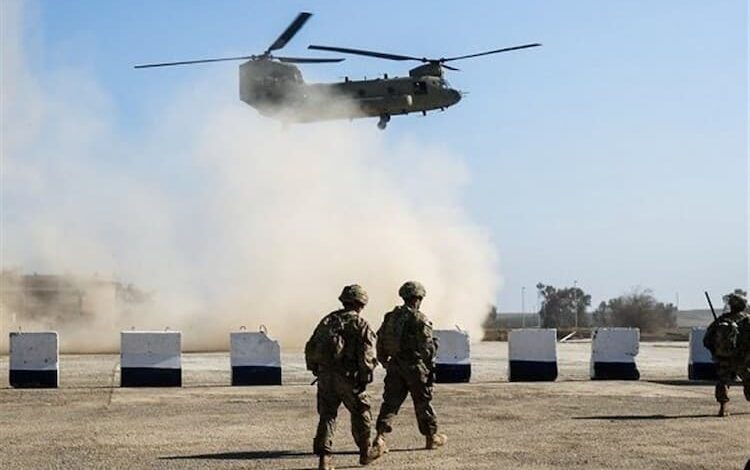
[6,0,748,311]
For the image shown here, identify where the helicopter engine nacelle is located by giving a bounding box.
[239,59,304,115]
[408,63,443,78]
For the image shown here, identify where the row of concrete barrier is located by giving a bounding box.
[7,327,718,388]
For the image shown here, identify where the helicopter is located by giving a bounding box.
[135,12,541,130]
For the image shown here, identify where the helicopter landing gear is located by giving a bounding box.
[377,114,391,130]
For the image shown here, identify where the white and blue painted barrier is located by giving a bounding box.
[230,329,282,386]
[434,329,471,383]
[590,327,640,380]
[9,331,59,388]
[688,327,717,381]
[508,329,558,382]
[120,331,182,387]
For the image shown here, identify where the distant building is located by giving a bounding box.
[0,271,149,352]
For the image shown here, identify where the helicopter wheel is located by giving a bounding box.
[377,114,390,130]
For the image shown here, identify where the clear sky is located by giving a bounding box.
[3,0,748,311]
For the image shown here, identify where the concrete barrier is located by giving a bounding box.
[120,331,181,387]
[230,330,282,386]
[508,329,558,382]
[9,331,59,388]
[688,327,717,381]
[590,327,640,380]
[434,329,470,383]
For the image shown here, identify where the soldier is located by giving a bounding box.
[370,281,447,457]
[703,290,750,417]
[305,284,381,470]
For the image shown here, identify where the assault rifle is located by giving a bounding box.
[704,291,718,321]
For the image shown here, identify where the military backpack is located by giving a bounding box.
[305,312,347,369]
[704,319,741,359]
[379,308,411,358]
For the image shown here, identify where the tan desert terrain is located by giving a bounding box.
[1,341,748,469]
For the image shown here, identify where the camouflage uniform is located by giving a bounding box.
[305,285,378,461]
[704,291,750,413]
[374,282,444,447]
[375,304,438,436]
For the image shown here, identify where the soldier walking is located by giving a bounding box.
[305,284,382,469]
[703,290,750,417]
[371,281,447,457]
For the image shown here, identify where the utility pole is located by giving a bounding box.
[573,280,579,330]
[521,286,526,328]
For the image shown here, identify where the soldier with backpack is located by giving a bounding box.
[370,281,447,458]
[703,290,750,417]
[305,284,381,470]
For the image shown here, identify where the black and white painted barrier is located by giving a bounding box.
[508,329,558,382]
[688,327,717,381]
[230,329,282,386]
[120,331,182,387]
[433,329,471,383]
[9,331,59,388]
[590,328,640,380]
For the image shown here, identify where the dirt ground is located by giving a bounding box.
[1,341,748,469]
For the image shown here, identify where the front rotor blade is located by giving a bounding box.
[442,43,542,62]
[267,12,313,52]
[277,56,345,64]
[134,55,257,69]
[441,64,460,71]
[308,45,421,62]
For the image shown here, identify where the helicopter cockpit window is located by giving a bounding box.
[413,81,428,95]
[439,78,451,89]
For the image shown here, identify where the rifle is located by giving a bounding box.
[704,291,718,321]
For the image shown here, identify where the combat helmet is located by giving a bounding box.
[399,281,426,300]
[726,290,748,312]
[339,284,369,306]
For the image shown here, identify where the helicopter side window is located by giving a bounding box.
[413,81,427,95]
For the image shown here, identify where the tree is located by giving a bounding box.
[536,283,591,328]
[593,288,676,332]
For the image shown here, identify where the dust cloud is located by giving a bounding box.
[0,3,499,353]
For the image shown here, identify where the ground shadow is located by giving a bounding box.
[646,379,742,387]
[161,446,424,462]
[161,450,313,460]
[573,412,750,421]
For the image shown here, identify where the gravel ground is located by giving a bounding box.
[1,342,748,469]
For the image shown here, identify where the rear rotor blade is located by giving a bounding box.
[308,45,422,62]
[441,64,460,71]
[277,56,345,64]
[267,12,313,52]
[442,43,542,62]
[134,55,257,69]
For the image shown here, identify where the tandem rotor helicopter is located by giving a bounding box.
[135,12,541,130]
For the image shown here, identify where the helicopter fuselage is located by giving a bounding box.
[239,59,461,127]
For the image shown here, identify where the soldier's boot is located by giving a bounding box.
[361,434,387,465]
[371,433,389,456]
[718,402,729,418]
[318,454,334,470]
[743,383,750,401]
[358,444,384,466]
[425,432,448,449]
